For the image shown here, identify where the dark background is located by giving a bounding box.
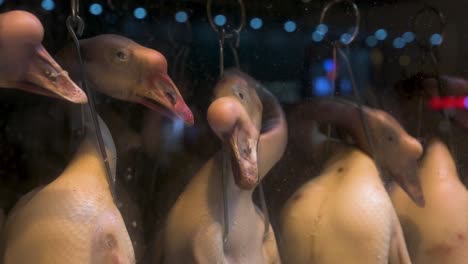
[1,1,467,262]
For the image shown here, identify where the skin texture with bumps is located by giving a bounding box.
[280,99,416,264]
[390,139,468,264]
[1,113,135,263]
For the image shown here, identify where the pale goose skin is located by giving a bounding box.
[0,10,87,103]
[280,99,422,264]
[1,112,135,263]
[154,69,287,264]
[390,139,468,264]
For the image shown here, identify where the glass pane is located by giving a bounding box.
[0,1,466,263]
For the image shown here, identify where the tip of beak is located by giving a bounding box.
[175,99,194,126]
[398,172,425,207]
[55,76,89,104]
[230,128,259,190]
[71,94,89,104]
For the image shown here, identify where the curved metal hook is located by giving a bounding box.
[66,13,115,200]
[207,0,246,39]
[319,0,360,45]
[412,6,456,161]
[66,15,85,38]
[70,0,79,20]
[412,5,446,47]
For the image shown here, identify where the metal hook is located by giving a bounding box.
[167,20,193,82]
[412,5,446,48]
[66,11,116,200]
[208,0,244,76]
[319,0,360,45]
[411,6,457,160]
[221,146,229,246]
[320,0,359,153]
[70,0,79,20]
[227,41,240,69]
[318,1,379,176]
[66,16,85,38]
[68,0,84,37]
[337,46,380,172]
[324,43,339,156]
[207,0,246,39]
[218,29,226,77]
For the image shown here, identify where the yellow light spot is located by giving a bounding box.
[371,49,384,65]
[399,55,411,66]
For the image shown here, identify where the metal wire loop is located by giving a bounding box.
[412,5,446,47]
[66,15,85,37]
[207,0,246,39]
[319,0,360,45]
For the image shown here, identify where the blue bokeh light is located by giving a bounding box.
[365,36,378,47]
[175,11,188,23]
[312,31,324,42]
[41,0,55,11]
[393,37,406,49]
[214,14,226,26]
[284,20,297,33]
[340,33,352,44]
[323,59,334,72]
[340,79,352,94]
[89,3,103,16]
[172,118,185,135]
[402,32,415,43]
[134,7,147,19]
[250,17,263,30]
[313,77,332,96]
[375,29,388,41]
[316,24,328,35]
[464,97,468,109]
[0,0,4,6]
[430,33,443,46]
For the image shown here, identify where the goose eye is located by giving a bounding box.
[116,50,128,61]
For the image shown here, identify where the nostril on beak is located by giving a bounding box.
[45,69,57,83]
[244,146,251,156]
[166,90,177,105]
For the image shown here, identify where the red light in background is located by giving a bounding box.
[428,96,468,110]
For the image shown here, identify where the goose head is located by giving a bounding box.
[365,108,425,206]
[207,69,263,190]
[0,10,87,103]
[56,34,194,125]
